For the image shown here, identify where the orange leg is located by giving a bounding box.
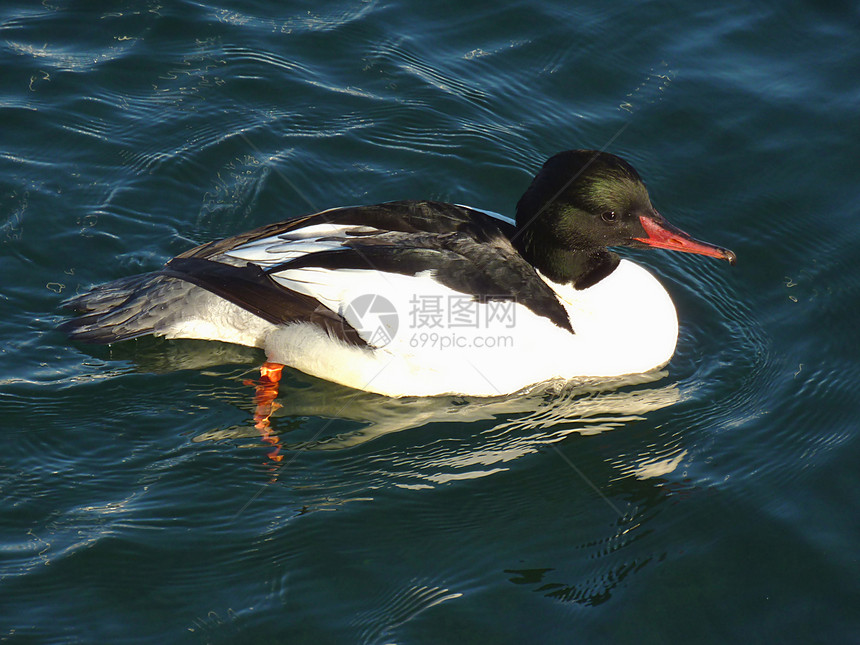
[244,361,285,462]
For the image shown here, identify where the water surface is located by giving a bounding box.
[2,1,859,642]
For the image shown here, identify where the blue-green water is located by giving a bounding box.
[2,1,859,642]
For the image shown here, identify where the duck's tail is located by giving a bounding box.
[60,272,197,344]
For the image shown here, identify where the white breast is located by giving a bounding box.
[538,259,679,378]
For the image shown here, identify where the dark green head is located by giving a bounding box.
[513,150,734,288]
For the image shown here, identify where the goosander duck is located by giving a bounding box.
[62,150,735,398]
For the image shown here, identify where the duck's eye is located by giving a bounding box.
[601,211,618,222]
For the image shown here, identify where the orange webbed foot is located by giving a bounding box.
[244,361,285,462]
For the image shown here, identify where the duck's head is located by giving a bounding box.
[514,150,735,288]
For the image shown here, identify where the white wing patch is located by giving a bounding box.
[223,224,382,268]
